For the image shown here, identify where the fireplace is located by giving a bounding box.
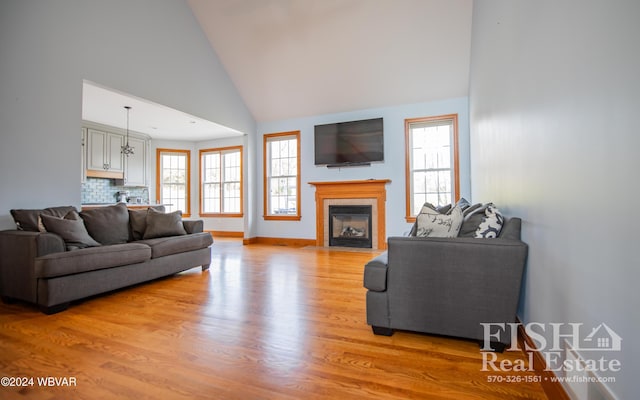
[309,179,390,250]
[328,205,372,248]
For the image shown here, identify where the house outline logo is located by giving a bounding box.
[581,323,622,351]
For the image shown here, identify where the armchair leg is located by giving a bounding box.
[1,296,15,304]
[372,326,394,336]
[479,341,507,353]
[40,302,69,315]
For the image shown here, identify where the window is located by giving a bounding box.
[156,149,190,217]
[200,146,243,216]
[405,114,459,221]
[263,131,300,220]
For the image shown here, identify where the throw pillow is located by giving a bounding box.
[455,197,471,212]
[10,206,77,232]
[475,205,504,238]
[40,211,101,249]
[458,203,491,237]
[128,206,166,241]
[408,202,438,236]
[415,205,463,238]
[143,209,187,239]
[79,203,130,245]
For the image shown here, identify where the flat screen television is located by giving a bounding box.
[314,117,384,166]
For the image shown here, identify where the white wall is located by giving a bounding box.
[469,1,639,399]
[255,98,470,240]
[0,0,255,229]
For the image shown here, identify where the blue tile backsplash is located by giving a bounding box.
[81,178,149,204]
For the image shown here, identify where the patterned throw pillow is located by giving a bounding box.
[474,205,504,238]
[416,205,464,238]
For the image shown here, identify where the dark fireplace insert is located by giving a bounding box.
[328,205,372,248]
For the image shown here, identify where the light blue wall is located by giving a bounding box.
[0,0,255,229]
[469,1,639,399]
[255,98,470,240]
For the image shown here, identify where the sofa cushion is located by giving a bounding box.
[10,206,77,232]
[34,243,151,278]
[136,232,213,259]
[416,205,463,238]
[143,209,187,239]
[80,203,130,245]
[128,206,166,240]
[40,211,101,250]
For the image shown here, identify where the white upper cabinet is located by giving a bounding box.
[86,128,124,178]
[123,136,147,186]
[81,128,87,183]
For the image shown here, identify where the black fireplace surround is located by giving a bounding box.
[328,205,372,248]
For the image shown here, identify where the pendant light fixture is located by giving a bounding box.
[121,105,135,156]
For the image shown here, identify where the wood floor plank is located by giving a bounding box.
[0,240,548,399]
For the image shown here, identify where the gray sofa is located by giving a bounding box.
[363,216,527,351]
[0,204,213,314]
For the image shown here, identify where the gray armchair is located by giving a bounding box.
[363,218,527,351]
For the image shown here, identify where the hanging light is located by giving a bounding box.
[121,106,135,156]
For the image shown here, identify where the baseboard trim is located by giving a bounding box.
[517,320,571,400]
[206,230,244,238]
[242,237,316,247]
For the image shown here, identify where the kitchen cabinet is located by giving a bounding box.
[123,136,147,186]
[86,128,124,178]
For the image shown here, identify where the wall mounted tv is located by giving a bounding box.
[314,117,384,167]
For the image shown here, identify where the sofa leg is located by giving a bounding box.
[1,296,16,304]
[40,303,69,315]
[202,263,210,271]
[372,326,394,336]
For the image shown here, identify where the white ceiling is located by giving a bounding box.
[188,0,473,122]
[82,81,243,142]
[82,1,473,140]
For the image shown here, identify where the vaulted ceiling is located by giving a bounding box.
[188,0,473,122]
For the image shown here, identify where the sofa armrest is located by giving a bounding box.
[364,251,389,291]
[182,220,203,234]
[0,230,66,302]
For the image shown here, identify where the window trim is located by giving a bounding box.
[263,131,301,221]
[199,145,243,218]
[156,148,191,218]
[404,114,460,223]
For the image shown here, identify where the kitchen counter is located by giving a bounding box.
[81,203,170,211]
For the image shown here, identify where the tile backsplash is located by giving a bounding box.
[81,178,149,204]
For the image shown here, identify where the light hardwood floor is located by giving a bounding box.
[0,240,548,399]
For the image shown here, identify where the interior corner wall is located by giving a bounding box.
[469,1,639,399]
[0,0,255,230]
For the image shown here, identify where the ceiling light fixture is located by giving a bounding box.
[121,106,134,156]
